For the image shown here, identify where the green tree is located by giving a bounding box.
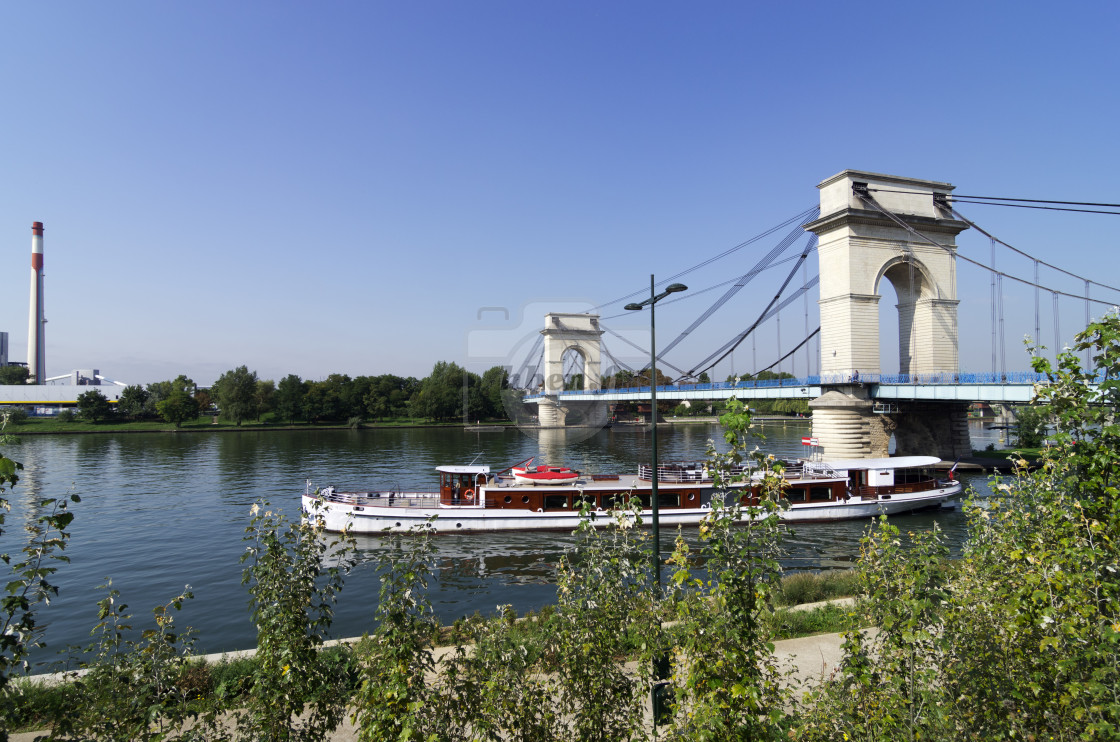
[275,374,307,423]
[0,367,29,385]
[254,379,276,422]
[213,365,258,426]
[76,389,113,423]
[156,390,200,427]
[1013,403,1049,447]
[146,375,195,418]
[411,361,472,422]
[303,380,344,422]
[116,384,150,420]
[480,365,510,420]
[365,374,417,421]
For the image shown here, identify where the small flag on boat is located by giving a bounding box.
[948,458,960,480]
[801,437,819,446]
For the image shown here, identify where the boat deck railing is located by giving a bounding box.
[637,462,749,483]
[313,491,444,509]
[786,461,841,480]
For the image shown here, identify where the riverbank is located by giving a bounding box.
[7,624,859,741]
[9,593,864,739]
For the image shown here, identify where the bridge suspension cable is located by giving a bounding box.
[598,324,688,378]
[756,327,820,376]
[857,187,1120,372]
[686,240,817,379]
[591,205,819,311]
[656,213,819,358]
[866,188,1120,216]
[853,189,1120,305]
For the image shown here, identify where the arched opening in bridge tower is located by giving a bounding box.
[878,279,901,376]
[877,258,931,378]
[561,347,588,391]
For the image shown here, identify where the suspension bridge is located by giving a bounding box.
[515,169,1119,459]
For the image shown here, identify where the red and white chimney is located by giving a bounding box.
[28,222,45,384]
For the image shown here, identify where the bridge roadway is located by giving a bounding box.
[525,371,1049,405]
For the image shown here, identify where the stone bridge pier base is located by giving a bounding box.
[536,398,610,429]
[810,386,971,460]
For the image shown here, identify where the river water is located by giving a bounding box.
[0,420,1002,670]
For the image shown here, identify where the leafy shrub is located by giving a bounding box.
[235,500,358,741]
[2,408,28,426]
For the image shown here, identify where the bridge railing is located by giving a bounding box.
[817,370,1049,385]
[522,369,1051,400]
[541,376,822,397]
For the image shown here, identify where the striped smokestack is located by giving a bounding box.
[28,221,45,384]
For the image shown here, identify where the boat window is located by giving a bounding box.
[574,495,596,512]
[604,495,632,511]
[809,486,833,502]
[634,495,652,510]
[544,495,569,510]
[657,492,679,509]
[785,488,807,503]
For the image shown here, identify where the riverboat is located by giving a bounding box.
[302,455,962,534]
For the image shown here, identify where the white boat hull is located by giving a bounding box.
[302,482,960,534]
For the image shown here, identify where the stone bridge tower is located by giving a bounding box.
[804,170,971,459]
[536,313,609,428]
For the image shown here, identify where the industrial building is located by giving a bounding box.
[1,222,126,412]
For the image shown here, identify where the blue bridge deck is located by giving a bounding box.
[525,371,1059,404]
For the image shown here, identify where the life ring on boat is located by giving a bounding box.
[464,489,475,502]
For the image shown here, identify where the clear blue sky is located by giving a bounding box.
[2,1,1117,387]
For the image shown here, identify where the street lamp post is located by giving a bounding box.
[626,275,687,726]
[625,275,688,594]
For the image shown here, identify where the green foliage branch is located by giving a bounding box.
[796,312,1120,740]
[237,500,358,741]
[665,397,793,740]
[352,520,440,741]
[0,421,79,740]
[53,583,207,741]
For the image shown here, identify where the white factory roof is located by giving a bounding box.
[0,385,125,405]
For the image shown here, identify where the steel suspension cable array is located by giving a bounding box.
[657,210,818,357]
[757,327,820,376]
[867,187,1120,216]
[591,205,819,312]
[854,190,1120,306]
[686,235,818,378]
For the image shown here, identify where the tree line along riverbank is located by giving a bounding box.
[1,363,810,430]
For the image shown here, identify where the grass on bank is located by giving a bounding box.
[969,446,1043,460]
[9,570,865,733]
[1,413,507,435]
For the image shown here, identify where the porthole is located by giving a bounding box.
[395,522,401,527]
[687,493,696,502]
[456,522,463,529]
[521,496,530,504]
[504,495,512,504]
